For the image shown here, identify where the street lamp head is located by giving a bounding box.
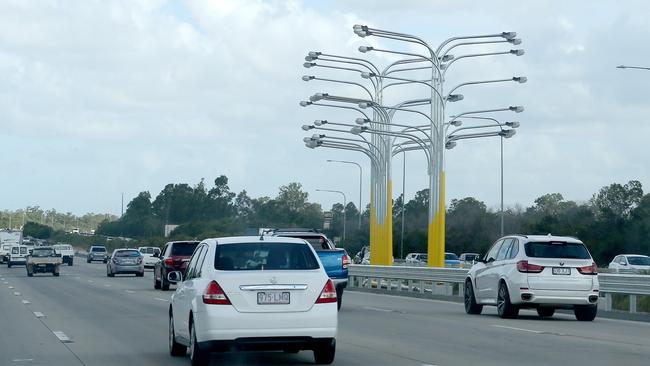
[510,49,525,56]
[508,38,522,45]
[302,75,315,81]
[355,117,370,125]
[450,120,463,127]
[299,101,312,107]
[360,71,376,79]
[309,93,328,102]
[301,124,315,131]
[440,63,448,70]
[509,105,524,113]
[358,102,374,109]
[353,24,370,37]
[501,32,517,40]
[304,55,316,62]
[446,94,464,102]
[616,65,626,69]
[308,51,321,58]
[500,129,517,138]
[305,140,320,149]
[303,62,316,68]
[513,76,527,83]
[313,119,328,126]
[445,141,457,150]
[311,134,325,140]
[439,54,454,62]
[358,46,374,53]
[350,126,367,134]
[505,121,520,128]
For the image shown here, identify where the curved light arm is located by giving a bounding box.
[317,56,377,75]
[447,131,503,142]
[446,77,526,97]
[440,38,519,59]
[356,25,438,59]
[436,32,517,54]
[363,102,435,126]
[302,101,372,121]
[448,106,523,126]
[354,127,431,166]
[448,123,504,136]
[312,52,380,74]
[392,144,432,156]
[304,76,374,100]
[616,65,650,71]
[306,63,378,90]
[358,118,432,143]
[306,126,383,157]
[312,141,381,171]
[443,50,524,77]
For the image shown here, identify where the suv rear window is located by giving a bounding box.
[170,242,198,256]
[115,250,141,257]
[215,243,320,271]
[91,247,106,252]
[628,256,650,266]
[277,235,331,250]
[524,242,590,259]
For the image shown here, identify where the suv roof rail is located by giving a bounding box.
[274,228,321,233]
[509,234,528,238]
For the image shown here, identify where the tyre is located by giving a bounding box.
[154,276,162,289]
[7,261,12,268]
[68,258,73,266]
[574,305,597,321]
[169,313,187,356]
[189,320,209,366]
[313,338,336,364]
[136,271,144,277]
[161,274,170,291]
[27,268,33,277]
[464,280,483,315]
[537,307,555,318]
[336,287,343,311]
[497,282,519,319]
[87,258,91,263]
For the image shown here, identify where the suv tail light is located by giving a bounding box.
[517,260,544,273]
[203,281,231,305]
[342,254,350,269]
[163,258,174,267]
[577,262,598,275]
[315,279,337,304]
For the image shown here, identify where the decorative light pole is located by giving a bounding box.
[315,189,347,242]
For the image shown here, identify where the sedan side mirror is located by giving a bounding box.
[167,271,183,284]
[621,262,627,266]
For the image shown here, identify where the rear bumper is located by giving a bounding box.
[8,258,26,264]
[511,287,599,306]
[112,264,144,273]
[195,303,337,343]
[198,337,334,352]
[30,264,58,272]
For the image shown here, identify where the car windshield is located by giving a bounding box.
[115,250,141,257]
[464,254,479,261]
[525,242,591,259]
[445,253,459,260]
[171,243,198,256]
[31,248,54,257]
[215,243,320,271]
[91,247,106,252]
[628,256,650,266]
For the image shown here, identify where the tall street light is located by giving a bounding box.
[616,65,650,71]
[316,189,347,243]
[326,160,363,229]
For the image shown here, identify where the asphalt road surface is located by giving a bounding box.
[2,260,650,366]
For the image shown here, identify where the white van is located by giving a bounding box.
[7,245,29,268]
[138,246,161,268]
[53,244,75,266]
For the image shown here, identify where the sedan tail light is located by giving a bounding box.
[163,258,174,266]
[342,254,350,269]
[203,281,231,305]
[577,262,598,275]
[517,260,544,273]
[315,279,337,304]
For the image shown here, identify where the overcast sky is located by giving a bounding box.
[1,0,649,215]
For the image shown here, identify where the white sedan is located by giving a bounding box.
[609,254,650,274]
[168,236,338,366]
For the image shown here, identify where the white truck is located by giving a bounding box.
[0,229,23,263]
[53,244,75,266]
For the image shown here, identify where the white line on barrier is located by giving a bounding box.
[490,324,542,334]
[52,331,72,343]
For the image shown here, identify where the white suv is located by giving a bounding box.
[464,235,599,321]
[168,236,338,366]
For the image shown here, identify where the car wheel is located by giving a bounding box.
[537,307,555,318]
[86,258,91,263]
[68,258,73,266]
[574,305,597,321]
[497,282,519,319]
[189,320,209,366]
[169,312,187,356]
[27,269,33,277]
[161,273,170,291]
[313,338,336,364]
[464,280,483,315]
[7,262,11,268]
[53,270,60,277]
[154,276,162,289]
[336,287,343,311]
[136,271,144,277]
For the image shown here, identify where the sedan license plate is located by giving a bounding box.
[257,291,290,305]
[552,267,571,275]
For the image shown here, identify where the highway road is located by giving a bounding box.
[2,261,650,366]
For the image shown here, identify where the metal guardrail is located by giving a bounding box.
[348,265,650,313]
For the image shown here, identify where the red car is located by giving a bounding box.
[153,241,199,291]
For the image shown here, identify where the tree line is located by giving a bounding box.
[89,176,648,266]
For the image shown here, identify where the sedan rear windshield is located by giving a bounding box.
[171,243,198,256]
[524,242,591,259]
[628,256,650,266]
[91,247,106,252]
[445,253,459,260]
[114,250,141,257]
[32,249,54,257]
[215,243,320,271]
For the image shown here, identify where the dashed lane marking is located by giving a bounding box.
[490,324,543,334]
[8,286,14,289]
[22,300,30,304]
[153,297,168,302]
[13,292,21,296]
[363,306,394,312]
[125,290,135,294]
[33,312,45,318]
[11,359,34,362]
[52,331,72,343]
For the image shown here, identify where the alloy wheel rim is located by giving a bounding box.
[464,283,471,309]
[497,286,505,313]
[189,324,194,359]
[169,317,173,350]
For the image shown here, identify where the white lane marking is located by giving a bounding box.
[52,331,72,343]
[8,286,14,289]
[13,292,21,296]
[22,300,31,305]
[364,306,393,312]
[104,284,111,287]
[125,290,135,294]
[491,324,542,334]
[33,312,45,318]
[3,282,8,285]
[88,280,94,283]
[11,359,34,362]
[153,297,168,302]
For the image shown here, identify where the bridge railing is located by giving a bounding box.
[348,265,650,313]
